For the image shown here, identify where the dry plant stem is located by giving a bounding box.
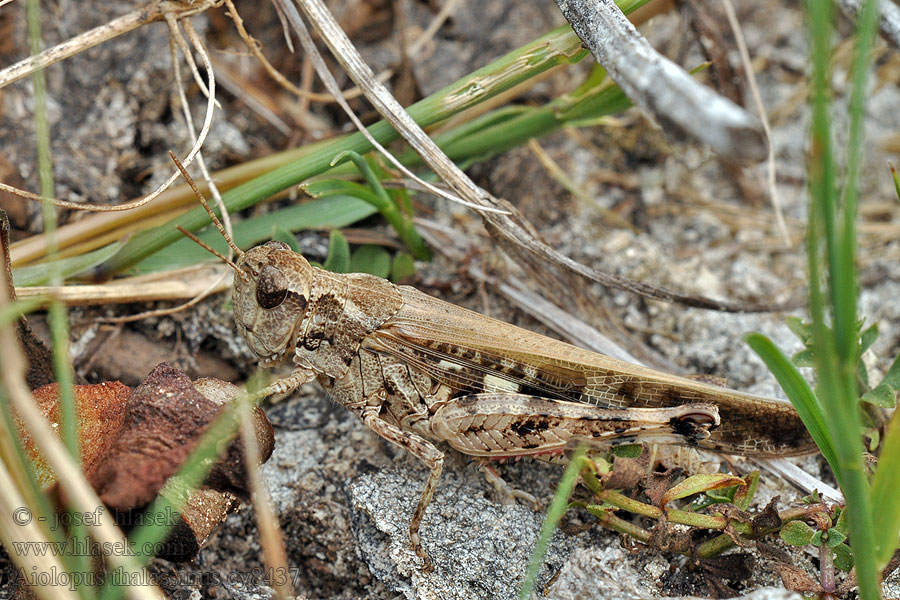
[224,0,458,105]
[0,462,77,600]
[0,273,162,599]
[0,1,214,88]
[237,397,294,600]
[172,20,234,249]
[722,0,788,245]
[164,13,214,102]
[223,0,377,103]
[555,0,767,162]
[14,264,231,306]
[1,2,217,213]
[279,0,506,215]
[292,0,793,314]
[407,0,461,55]
[527,138,637,232]
[287,0,501,211]
[836,0,900,48]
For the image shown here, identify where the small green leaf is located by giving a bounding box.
[271,226,300,252]
[791,349,816,368]
[860,323,879,353]
[661,474,745,505]
[610,444,643,458]
[861,383,896,408]
[891,163,900,205]
[864,352,900,410]
[780,520,816,546]
[349,245,391,278]
[705,487,737,503]
[785,316,811,342]
[390,252,416,282]
[733,471,759,511]
[323,230,350,273]
[811,529,823,547]
[834,507,848,534]
[832,543,854,572]
[824,528,846,547]
[802,490,822,504]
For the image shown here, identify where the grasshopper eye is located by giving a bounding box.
[256,265,289,309]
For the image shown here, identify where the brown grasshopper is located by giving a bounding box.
[174,165,816,568]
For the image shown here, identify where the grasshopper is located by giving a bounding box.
[174,165,816,568]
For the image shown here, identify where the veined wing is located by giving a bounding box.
[366,286,816,457]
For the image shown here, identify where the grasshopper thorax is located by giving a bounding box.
[233,241,313,367]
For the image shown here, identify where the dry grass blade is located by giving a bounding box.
[0,460,79,600]
[14,264,231,307]
[237,396,293,600]
[0,1,218,213]
[289,0,797,313]
[0,1,215,88]
[0,254,163,599]
[722,0,789,245]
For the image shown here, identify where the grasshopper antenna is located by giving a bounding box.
[169,151,244,259]
[175,224,243,274]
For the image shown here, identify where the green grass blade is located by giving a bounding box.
[133,197,375,273]
[744,332,839,478]
[518,448,585,600]
[871,406,900,567]
[0,298,47,326]
[12,242,123,286]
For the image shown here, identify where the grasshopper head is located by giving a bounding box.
[232,241,313,367]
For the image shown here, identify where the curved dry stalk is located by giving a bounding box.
[223,0,459,105]
[276,0,507,215]
[169,18,235,254]
[224,0,373,103]
[722,0,789,245]
[236,396,294,600]
[0,261,163,599]
[0,1,216,89]
[2,2,218,213]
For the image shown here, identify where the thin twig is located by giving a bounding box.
[237,396,294,600]
[0,1,214,89]
[15,265,232,307]
[276,0,506,215]
[836,0,900,49]
[555,0,767,162]
[2,4,218,212]
[722,0,789,245]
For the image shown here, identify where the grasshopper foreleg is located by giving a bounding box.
[250,366,317,402]
[361,404,444,572]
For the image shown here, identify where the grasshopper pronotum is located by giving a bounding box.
[173,160,815,568]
